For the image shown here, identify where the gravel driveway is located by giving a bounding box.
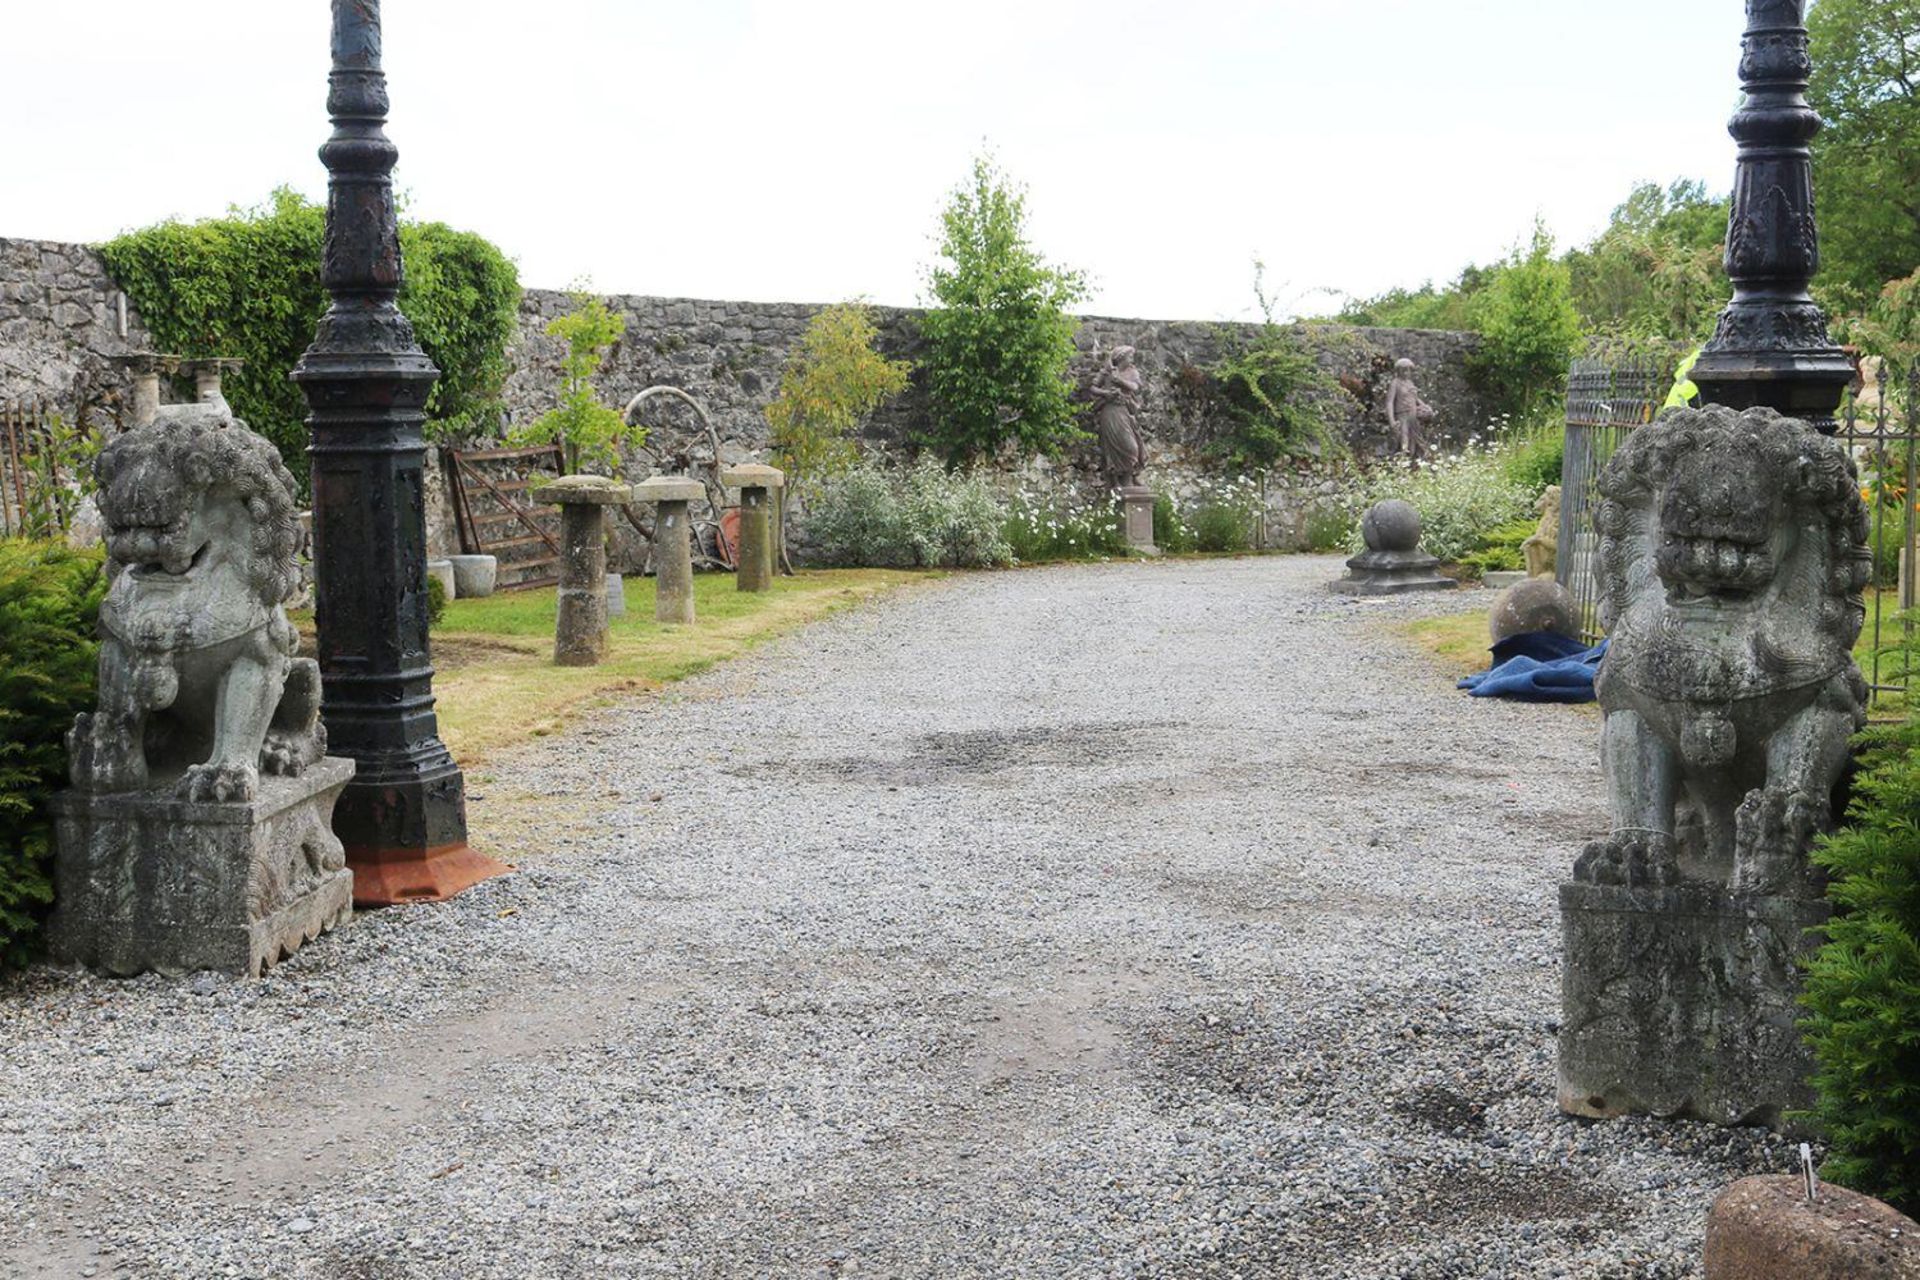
[0,556,1795,1279]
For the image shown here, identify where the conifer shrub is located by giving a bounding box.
[0,541,106,969]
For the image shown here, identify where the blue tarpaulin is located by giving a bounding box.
[1457,634,1608,704]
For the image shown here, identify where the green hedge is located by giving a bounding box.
[1803,699,1920,1215]
[0,541,105,969]
[99,188,522,493]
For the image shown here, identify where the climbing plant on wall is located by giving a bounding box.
[99,188,522,493]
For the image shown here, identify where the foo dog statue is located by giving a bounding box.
[1574,403,1870,898]
[68,405,326,802]
[49,403,353,977]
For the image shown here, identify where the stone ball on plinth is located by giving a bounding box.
[1362,500,1422,554]
[1490,578,1579,644]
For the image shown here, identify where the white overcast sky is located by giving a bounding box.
[2,1,1754,321]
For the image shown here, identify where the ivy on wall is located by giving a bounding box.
[98,188,522,492]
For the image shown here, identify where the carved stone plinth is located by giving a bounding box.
[48,758,356,978]
[1558,880,1827,1130]
[1118,486,1160,556]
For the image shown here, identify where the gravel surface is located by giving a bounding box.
[0,555,1799,1279]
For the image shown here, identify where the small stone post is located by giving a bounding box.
[633,475,704,625]
[533,475,633,666]
[721,464,784,593]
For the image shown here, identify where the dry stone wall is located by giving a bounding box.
[0,241,1496,561]
[0,238,152,426]
[502,288,1492,554]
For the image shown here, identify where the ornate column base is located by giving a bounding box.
[348,841,511,907]
[1558,880,1827,1132]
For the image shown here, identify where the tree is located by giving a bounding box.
[511,292,642,475]
[1470,221,1585,420]
[765,302,911,495]
[99,188,522,492]
[1809,0,1920,311]
[918,156,1088,464]
[1566,179,1730,341]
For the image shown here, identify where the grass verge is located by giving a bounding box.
[408,569,921,763]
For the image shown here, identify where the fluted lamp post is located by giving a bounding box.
[1689,0,1855,430]
[293,0,508,906]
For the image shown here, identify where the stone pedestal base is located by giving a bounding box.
[48,758,357,978]
[1335,549,1458,596]
[1118,487,1160,556]
[1558,880,1827,1129]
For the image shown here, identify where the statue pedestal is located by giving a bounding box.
[47,758,356,978]
[1558,880,1827,1130]
[1118,486,1159,555]
[1334,548,1457,596]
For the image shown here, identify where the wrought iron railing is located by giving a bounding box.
[1555,358,1669,644]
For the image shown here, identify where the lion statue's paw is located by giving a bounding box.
[1574,831,1682,889]
[177,761,259,805]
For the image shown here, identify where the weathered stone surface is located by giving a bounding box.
[545,487,616,666]
[1704,1176,1920,1278]
[1119,487,1158,555]
[1558,881,1827,1129]
[632,475,705,504]
[733,482,775,593]
[0,238,151,425]
[70,405,326,803]
[720,463,784,490]
[47,757,355,978]
[448,554,497,599]
[1558,405,1871,1131]
[1335,500,1457,596]
[650,498,697,625]
[1524,484,1562,578]
[532,474,632,505]
[606,572,627,619]
[1575,406,1868,898]
[1091,347,1147,491]
[1490,578,1579,643]
[425,558,456,601]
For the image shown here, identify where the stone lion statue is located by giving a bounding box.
[1573,404,1870,898]
[68,405,326,803]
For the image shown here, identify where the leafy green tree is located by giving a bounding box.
[1802,703,1920,1215]
[510,292,641,475]
[99,188,522,491]
[1567,180,1730,341]
[1470,221,1585,419]
[765,302,911,495]
[918,157,1088,464]
[1810,0,1920,312]
[1327,266,1495,331]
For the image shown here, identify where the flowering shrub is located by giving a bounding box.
[804,458,1011,569]
[1155,476,1265,553]
[1002,475,1126,563]
[1345,438,1539,564]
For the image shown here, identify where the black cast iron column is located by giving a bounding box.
[1690,0,1855,429]
[293,0,506,905]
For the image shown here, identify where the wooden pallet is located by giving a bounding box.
[447,444,566,591]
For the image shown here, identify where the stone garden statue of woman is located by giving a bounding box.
[1091,346,1147,491]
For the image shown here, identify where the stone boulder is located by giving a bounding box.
[1704,1176,1920,1278]
[1490,578,1579,644]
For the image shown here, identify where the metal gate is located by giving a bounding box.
[1555,358,1668,644]
[447,444,566,592]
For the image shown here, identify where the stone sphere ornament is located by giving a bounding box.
[1489,578,1579,644]
[1336,500,1455,596]
[1362,499,1423,554]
